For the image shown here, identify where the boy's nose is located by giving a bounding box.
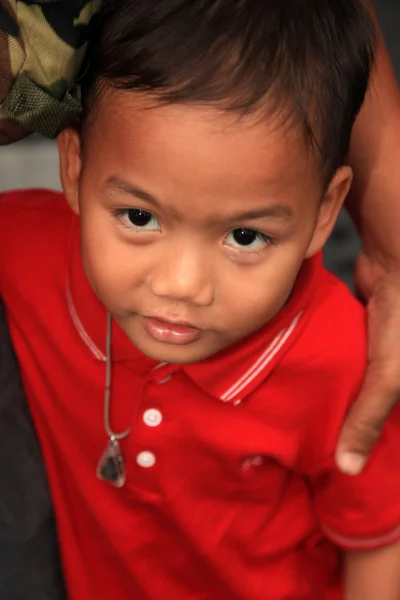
[149,248,214,307]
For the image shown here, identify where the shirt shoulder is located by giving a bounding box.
[272,266,367,398]
[292,268,367,469]
[0,187,70,231]
[300,267,367,377]
[0,188,73,289]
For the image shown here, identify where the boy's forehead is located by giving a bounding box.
[87,90,317,194]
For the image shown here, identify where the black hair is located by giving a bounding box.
[81,0,375,183]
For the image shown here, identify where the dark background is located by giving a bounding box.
[0,0,398,289]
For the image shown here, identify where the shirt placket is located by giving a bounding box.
[124,363,179,498]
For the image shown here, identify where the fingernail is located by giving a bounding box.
[337,452,366,476]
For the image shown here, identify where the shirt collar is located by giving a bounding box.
[67,215,322,402]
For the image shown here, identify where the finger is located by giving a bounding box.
[336,365,400,475]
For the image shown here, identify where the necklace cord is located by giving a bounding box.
[103,313,130,441]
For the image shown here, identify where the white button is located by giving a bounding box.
[143,409,163,428]
[136,451,156,468]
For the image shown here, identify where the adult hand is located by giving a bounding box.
[336,1,400,474]
[337,254,400,475]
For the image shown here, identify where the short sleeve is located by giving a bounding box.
[311,404,400,550]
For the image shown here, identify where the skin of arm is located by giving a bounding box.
[345,542,400,600]
[336,0,400,476]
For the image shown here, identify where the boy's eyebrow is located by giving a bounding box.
[105,175,294,221]
[225,205,294,222]
[105,176,159,207]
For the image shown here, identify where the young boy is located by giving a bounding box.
[1,0,400,598]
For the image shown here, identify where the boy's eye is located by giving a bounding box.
[116,208,161,231]
[225,228,270,250]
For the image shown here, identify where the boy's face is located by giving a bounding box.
[59,92,351,364]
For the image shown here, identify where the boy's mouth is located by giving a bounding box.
[143,316,202,345]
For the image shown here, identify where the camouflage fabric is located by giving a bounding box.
[0,0,102,144]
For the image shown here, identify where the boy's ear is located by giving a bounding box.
[57,126,82,215]
[305,166,353,258]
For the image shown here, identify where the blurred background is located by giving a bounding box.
[0,0,398,289]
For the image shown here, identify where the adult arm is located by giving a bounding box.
[344,543,400,600]
[336,0,400,475]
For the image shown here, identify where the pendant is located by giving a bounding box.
[97,437,126,488]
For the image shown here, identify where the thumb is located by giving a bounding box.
[335,363,400,476]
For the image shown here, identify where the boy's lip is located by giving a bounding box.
[143,316,202,345]
[144,313,201,328]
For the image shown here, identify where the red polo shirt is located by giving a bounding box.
[1,188,400,600]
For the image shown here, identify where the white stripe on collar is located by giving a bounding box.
[220,312,303,403]
[67,276,302,397]
[67,282,106,362]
